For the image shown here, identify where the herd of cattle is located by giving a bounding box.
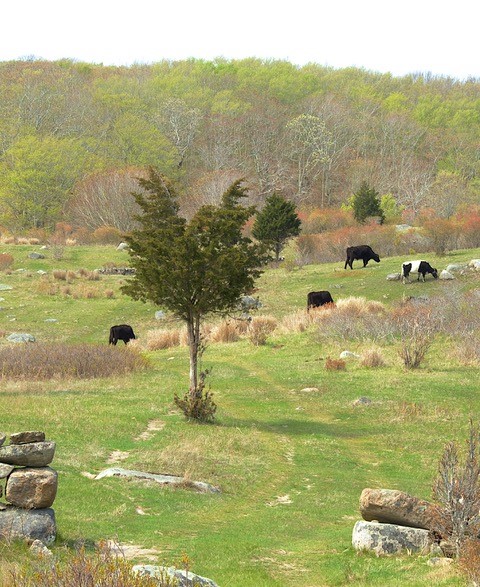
[108,245,439,341]
[307,244,438,310]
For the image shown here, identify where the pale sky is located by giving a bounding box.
[2,0,479,79]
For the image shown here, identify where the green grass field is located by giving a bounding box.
[0,244,479,586]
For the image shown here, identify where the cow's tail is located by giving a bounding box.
[108,329,114,345]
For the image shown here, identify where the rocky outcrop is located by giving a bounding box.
[359,488,438,530]
[352,520,431,555]
[0,431,57,545]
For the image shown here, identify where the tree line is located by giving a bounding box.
[0,57,479,231]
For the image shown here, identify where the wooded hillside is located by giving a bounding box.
[0,58,479,231]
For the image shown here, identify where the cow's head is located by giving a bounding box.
[432,268,438,279]
[373,253,380,263]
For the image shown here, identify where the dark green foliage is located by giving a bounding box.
[122,168,266,419]
[252,193,301,261]
[352,181,385,224]
[174,369,217,423]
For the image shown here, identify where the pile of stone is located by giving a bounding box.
[96,266,135,275]
[0,431,57,545]
[352,488,448,557]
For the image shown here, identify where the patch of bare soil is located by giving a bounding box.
[105,540,161,561]
[135,419,165,441]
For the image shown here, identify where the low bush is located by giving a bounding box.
[210,321,240,343]
[0,343,148,380]
[0,253,14,271]
[325,357,346,371]
[92,225,122,245]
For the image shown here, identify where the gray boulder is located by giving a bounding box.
[0,506,56,545]
[133,565,219,587]
[10,431,45,445]
[353,397,372,407]
[238,296,262,312]
[386,273,401,281]
[28,252,45,260]
[6,467,58,509]
[116,242,129,251]
[6,333,36,343]
[155,310,166,320]
[439,270,455,280]
[446,264,467,273]
[0,285,13,291]
[352,520,431,555]
[340,350,360,359]
[360,488,438,530]
[0,464,15,478]
[468,259,480,269]
[0,441,55,466]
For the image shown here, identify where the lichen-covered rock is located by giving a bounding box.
[133,565,220,587]
[386,273,401,281]
[360,488,437,530]
[439,270,455,280]
[6,333,36,343]
[6,467,58,509]
[0,463,14,479]
[10,431,45,445]
[0,506,56,545]
[352,520,431,555]
[0,441,55,466]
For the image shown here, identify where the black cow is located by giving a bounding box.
[307,291,334,311]
[344,245,380,270]
[401,260,438,284]
[109,324,136,345]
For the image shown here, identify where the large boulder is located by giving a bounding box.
[0,441,55,466]
[133,565,219,587]
[0,506,56,545]
[360,488,437,530]
[352,520,431,555]
[6,467,58,509]
[0,464,14,479]
[439,270,454,280]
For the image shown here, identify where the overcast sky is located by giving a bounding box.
[2,0,479,80]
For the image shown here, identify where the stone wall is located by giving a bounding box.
[0,431,57,545]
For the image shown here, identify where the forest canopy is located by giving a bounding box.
[0,57,478,231]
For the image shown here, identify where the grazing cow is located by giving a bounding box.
[401,260,438,284]
[109,324,136,345]
[344,245,381,270]
[307,291,334,311]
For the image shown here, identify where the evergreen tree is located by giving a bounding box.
[122,168,266,421]
[252,193,301,261]
[352,181,385,224]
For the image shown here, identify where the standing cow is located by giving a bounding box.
[109,324,136,345]
[307,291,334,311]
[401,261,438,284]
[344,245,380,270]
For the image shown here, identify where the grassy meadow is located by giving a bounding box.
[0,243,479,586]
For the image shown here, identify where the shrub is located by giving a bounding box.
[28,238,40,245]
[325,357,346,371]
[281,310,312,333]
[0,253,14,271]
[174,369,217,423]
[247,316,277,346]
[146,329,181,350]
[459,538,480,585]
[92,225,122,245]
[104,289,115,299]
[360,348,386,368]
[391,305,437,368]
[0,343,147,380]
[421,216,460,256]
[65,238,77,246]
[17,237,29,245]
[432,420,480,557]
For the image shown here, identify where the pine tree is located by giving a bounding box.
[352,181,385,224]
[121,168,266,421]
[252,193,301,261]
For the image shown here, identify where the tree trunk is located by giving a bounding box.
[187,313,201,397]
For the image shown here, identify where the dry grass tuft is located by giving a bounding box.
[0,343,148,380]
[360,348,386,368]
[53,270,67,281]
[0,253,14,271]
[281,310,312,333]
[335,296,386,316]
[146,329,181,350]
[210,320,240,343]
[247,315,278,346]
